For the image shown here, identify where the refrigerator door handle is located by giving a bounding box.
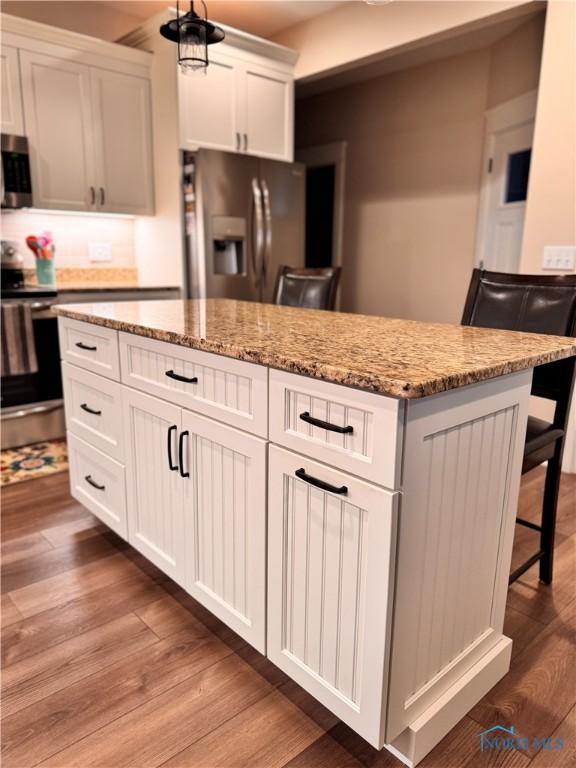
[261,179,272,285]
[251,177,264,288]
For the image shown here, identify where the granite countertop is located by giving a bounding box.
[54,298,576,399]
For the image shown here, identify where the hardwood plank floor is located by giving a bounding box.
[1,468,574,768]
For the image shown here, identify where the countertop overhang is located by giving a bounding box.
[54,298,576,399]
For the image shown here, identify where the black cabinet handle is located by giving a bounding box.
[165,370,198,384]
[179,430,189,478]
[295,468,348,496]
[76,341,97,351]
[299,412,353,434]
[80,403,102,416]
[167,425,178,471]
[85,475,105,491]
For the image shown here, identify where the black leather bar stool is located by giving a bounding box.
[273,266,341,311]
[462,269,576,584]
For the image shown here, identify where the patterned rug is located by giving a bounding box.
[1,439,68,486]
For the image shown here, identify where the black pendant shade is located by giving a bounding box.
[160,0,225,73]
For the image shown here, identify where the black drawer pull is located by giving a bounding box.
[167,425,178,471]
[299,411,353,434]
[76,341,97,351]
[80,403,102,416]
[179,430,189,478]
[295,468,348,496]
[165,370,198,384]
[85,475,105,491]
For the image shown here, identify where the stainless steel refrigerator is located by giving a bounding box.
[182,149,305,302]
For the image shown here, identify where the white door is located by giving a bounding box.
[91,68,154,215]
[123,388,185,586]
[181,410,267,652]
[244,64,293,161]
[178,50,241,152]
[1,46,25,135]
[19,51,96,211]
[267,445,398,748]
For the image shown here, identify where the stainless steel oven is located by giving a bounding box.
[1,134,33,209]
[1,288,64,449]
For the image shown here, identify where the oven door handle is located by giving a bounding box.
[1,401,64,421]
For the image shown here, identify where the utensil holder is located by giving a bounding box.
[36,259,56,286]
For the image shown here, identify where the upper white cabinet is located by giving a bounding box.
[0,44,25,135]
[2,14,155,215]
[20,51,96,212]
[179,50,240,154]
[179,54,294,161]
[91,68,154,214]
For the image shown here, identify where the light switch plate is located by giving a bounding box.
[542,246,576,271]
[88,242,113,262]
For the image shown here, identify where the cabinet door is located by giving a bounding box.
[123,387,185,586]
[267,445,398,748]
[178,50,240,152]
[1,46,25,135]
[181,409,267,652]
[19,51,95,211]
[244,64,293,161]
[91,68,154,215]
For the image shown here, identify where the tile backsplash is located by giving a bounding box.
[1,210,136,270]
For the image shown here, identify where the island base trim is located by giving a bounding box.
[386,636,512,766]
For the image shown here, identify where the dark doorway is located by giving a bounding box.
[305,164,335,268]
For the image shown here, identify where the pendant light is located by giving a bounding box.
[160,0,225,76]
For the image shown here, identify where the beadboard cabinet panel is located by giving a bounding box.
[182,411,267,652]
[20,50,96,211]
[123,387,185,587]
[0,45,24,135]
[91,68,154,215]
[267,445,398,748]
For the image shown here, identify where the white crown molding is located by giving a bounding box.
[118,8,298,66]
[1,12,152,67]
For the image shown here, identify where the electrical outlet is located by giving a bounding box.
[88,242,113,262]
[542,246,576,271]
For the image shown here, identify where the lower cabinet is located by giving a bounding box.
[122,385,267,651]
[267,445,398,748]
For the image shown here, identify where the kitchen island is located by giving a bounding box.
[55,299,576,767]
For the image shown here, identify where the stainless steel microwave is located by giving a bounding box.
[1,134,33,208]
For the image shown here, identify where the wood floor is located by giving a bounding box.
[1,468,575,768]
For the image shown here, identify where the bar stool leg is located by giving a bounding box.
[539,450,563,584]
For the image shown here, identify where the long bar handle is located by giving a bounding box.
[299,411,353,434]
[295,468,348,496]
[167,424,178,471]
[261,178,272,285]
[251,178,264,291]
[179,430,190,478]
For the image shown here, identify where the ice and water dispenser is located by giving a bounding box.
[211,216,246,276]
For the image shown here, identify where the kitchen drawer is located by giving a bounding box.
[62,362,123,461]
[269,370,403,488]
[58,318,120,381]
[119,332,268,437]
[67,432,127,538]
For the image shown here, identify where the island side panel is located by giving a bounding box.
[386,370,531,752]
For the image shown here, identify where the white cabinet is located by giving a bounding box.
[179,53,294,161]
[19,50,154,214]
[179,50,240,153]
[123,388,186,586]
[267,445,398,748]
[0,45,25,135]
[244,64,293,161]
[91,68,154,215]
[19,50,96,211]
[181,411,267,652]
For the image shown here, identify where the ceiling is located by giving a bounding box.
[1,0,348,41]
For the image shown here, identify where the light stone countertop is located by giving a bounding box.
[54,298,576,399]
